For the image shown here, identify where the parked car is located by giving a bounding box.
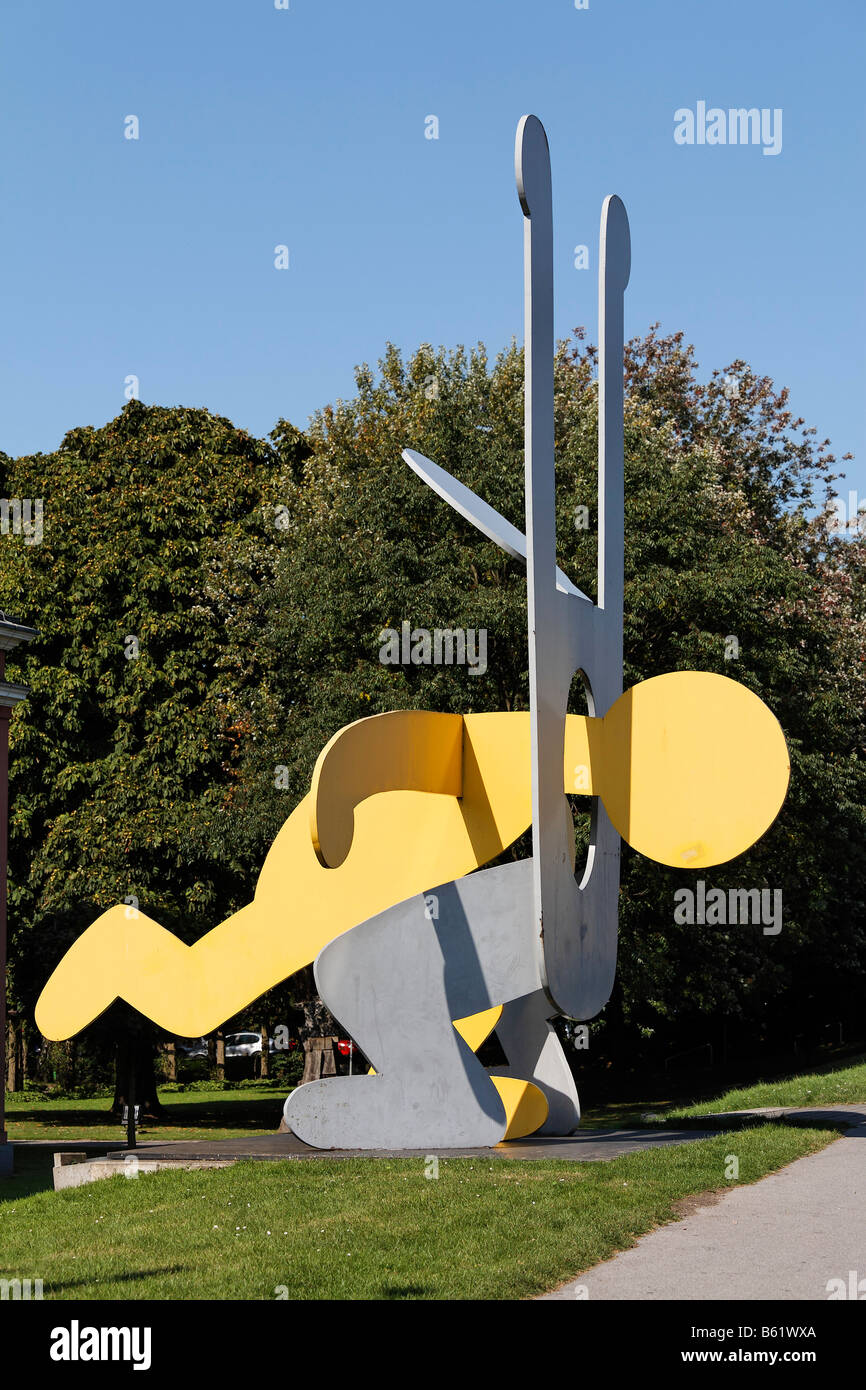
[178,1031,280,1062]
[225,1031,264,1058]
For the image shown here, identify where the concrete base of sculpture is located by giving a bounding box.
[0,1143,13,1177]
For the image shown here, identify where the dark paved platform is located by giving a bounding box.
[17,1104,861,1169]
[18,1125,719,1164]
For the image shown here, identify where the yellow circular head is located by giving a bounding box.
[600,672,790,869]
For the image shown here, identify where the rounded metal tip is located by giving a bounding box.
[515,114,551,218]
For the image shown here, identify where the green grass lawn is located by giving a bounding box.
[666,1055,866,1119]
[5,1088,285,1143]
[0,1126,837,1299]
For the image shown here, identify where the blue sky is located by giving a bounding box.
[2,0,864,499]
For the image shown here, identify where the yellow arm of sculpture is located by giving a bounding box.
[311,711,463,867]
[309,673,789,871]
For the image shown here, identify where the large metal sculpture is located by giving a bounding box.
[34,116,790,1149]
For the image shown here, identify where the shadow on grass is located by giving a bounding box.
[7,1097,282,1132]
[0,1148,57,1201]
[47,1266,189,1294]
[580,1099,676,1130]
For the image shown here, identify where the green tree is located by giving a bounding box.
[0,401,284,1108]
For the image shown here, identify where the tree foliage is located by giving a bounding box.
[2,329,864,1084]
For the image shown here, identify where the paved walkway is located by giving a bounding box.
[541,1105,866,1300]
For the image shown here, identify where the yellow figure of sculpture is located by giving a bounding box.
[36,675,789,1140]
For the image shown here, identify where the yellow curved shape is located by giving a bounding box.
[311,711,463,867]
[453,1005,501,1055]
[492,1077,549,1139]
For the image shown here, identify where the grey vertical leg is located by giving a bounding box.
[556,193,629,1020]
[516,114,577,1010]
[284,860,542,1150]
[490,989,581,1135]
[516,113,630,1023]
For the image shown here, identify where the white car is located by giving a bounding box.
[225,1031,264,1058]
